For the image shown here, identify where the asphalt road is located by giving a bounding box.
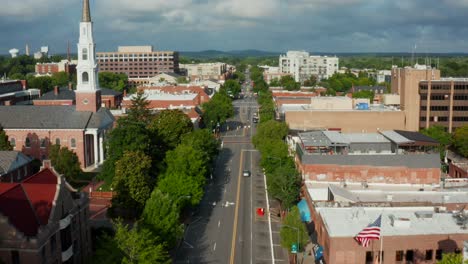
[175,72,288,264]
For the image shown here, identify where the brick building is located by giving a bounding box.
[447,150,468,179]
[0,151,33,183]
[180,63,229,82]
[35,60,77,76]
[96,46,179,86]
[296,130,441,184]
[312,207,467,264]
[0,161,91,264]
[0,0,114,169]
[33,84,123,109]
[419,79,468,132]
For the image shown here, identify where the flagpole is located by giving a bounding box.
[380,212,384,264]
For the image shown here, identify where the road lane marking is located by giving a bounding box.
[250,151,254,264]
[218,220,221,228]
[264,172,276,264]
[213,242,217,251]
[229,150,244,264]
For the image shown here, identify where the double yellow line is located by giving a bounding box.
[229,150,244,264]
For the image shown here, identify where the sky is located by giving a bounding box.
[1,0,468,54]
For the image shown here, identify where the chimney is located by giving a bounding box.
[68,82,73,91]
[54,86,59,95]
[20,80,27,90]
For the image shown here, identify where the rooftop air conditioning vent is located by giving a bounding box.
[415,211,433,219]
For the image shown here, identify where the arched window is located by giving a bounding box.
[55,138,61,145]
[82,48,88,60]
[10,138,16,149]
[25,137,31,148]
[82,72,89,84]
[40,139,47,148]
[70,138,76,148]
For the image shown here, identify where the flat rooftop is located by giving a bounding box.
[279,104,399,113]
[125,93,197,101]
[318,207,468,237]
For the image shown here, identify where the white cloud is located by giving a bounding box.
[0,0,71,18]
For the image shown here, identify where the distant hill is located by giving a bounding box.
[180,50,280,58]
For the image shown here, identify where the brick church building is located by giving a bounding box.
[0,0,114,169]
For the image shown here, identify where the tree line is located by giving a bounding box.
[92,90,233,263]
[421,125,468,159]
[250,66,308,253]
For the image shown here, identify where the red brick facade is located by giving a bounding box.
[299,163,441,185]
[5,129,91,168]
[76,91,102,112]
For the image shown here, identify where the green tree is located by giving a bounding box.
[266,164,301,209]
[421,126,452,158]
[99,72,128,92]
[303,75,317,87]
[114,220,170,264]
[352,90,375,102]
[51,72,70,87]
[269,78,281,87]
[158,144,207,206]
[223,79,242,97]
[48,144,82,182]
[280,206,308,252]
[26,75,54,94]
[252,120,289,148]
[181,129,219,164]
[127,91,152,124]
[201,92,234,129]
[280,75,300,91]
[0,125,13,151]
[142,189,183,248]
[92,230,124,264]
[437,253,467,264]
[453,125,468,158]
[176,76,189,84]
[149,109,193,150]
[112,151,153,214]
[99,118,152,185]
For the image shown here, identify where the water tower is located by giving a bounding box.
[9,49,19,58]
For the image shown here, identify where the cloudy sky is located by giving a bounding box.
[1,0,468,54]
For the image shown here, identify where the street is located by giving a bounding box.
[175,73,289,263]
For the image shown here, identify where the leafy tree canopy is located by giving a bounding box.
[127,91,152,124]
[223,79,242,97]
[437,253,467,264]
[0,125,12,151]
[352,90,375,102]
[49,144,81,182]
[176,76,189,84]
[253,120,289,147]
[266,164,301,209]
[201,92,234,129]
[99,72,128,92]
[279,75,300,91]
[148,109,193,150]
[421,125,452,158]
[181,129,219,164]
[112,151,153,213]
[280,206,308,252]
[142,189,183,248]
[454,125,468,158]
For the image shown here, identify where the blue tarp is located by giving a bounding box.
[297,199,311,222]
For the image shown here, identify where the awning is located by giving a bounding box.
[297,199,311,222]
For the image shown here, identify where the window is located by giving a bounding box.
[435,249,443,260]
[70,138,76,149]
[365,251,373,262]
[405,250,414,262]
[10,138,16,148]
[82,48,88,60]
[55,138,60,145]
[25,137,31,148]
[425,250,433,260]
[40,138,47,148]
[395,250,404,261]
[82,72,89,84]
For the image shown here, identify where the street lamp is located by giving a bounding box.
[282,224,300,264]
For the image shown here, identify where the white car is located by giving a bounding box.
[242,170,251,177]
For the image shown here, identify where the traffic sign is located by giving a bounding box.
[291,243,298,254]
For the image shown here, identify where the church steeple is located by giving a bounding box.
[76,0,101,112]
[82,0,91,22]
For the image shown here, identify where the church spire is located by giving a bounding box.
[82,0,91,22]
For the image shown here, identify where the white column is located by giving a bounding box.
[98,132,104,165]
[93,131,99,168]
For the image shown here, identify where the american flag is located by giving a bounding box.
[355,215,382,247]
